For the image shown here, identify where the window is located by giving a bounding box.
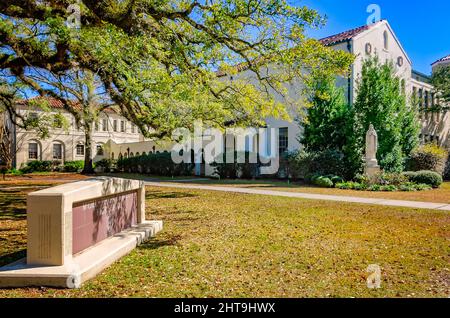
[120,121,125,132]
[113,120,118,132]
[102,119,108,131]
[135,152,140,156]
[425,91,429,109]
[129,152,134,157]
[28,143,38,159]
[54,117,63,128]
[131,124,136,133]
[29,112,38,120]
[53,143,62,160]
[76,144,85,156]
[418,89,423,108]
[95,121,99,131]
[278,128,289,155]
[383,31,389,50]
[365,43,372,55]
[96,144,104,156]
[397,56,404,67]
[111,152,115,160]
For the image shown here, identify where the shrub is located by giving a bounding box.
[368,184,381,191]
[336,182,361,190]
[118,152,194,177]
[407,144,448,175]
[63,161,84,172]
[330,176,344,185]
[413,183,432,191]
[95,159,116,172]
[211,151,260,179]
[20,160,62,173]
[380,185,398,192]
[313,176,334,188]
[408,170,443,188]
[287,149,346,180]
[372,172,408,186]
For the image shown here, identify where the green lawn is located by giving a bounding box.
[0,184,449,297]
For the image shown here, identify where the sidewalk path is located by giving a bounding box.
[145,181,450,211]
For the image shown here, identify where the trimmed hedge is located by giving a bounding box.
[287,149,346,180]
[211,151,260,179]
[118,152,194,176]
[407,144,448,175]
[402,170,443,188]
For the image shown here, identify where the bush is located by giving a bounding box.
[407,170,443,188]
[372,172,408,186]
[379,185,398,192]
[313,176,334,188]
[63,161,84,172]
[95,159,116,173]
[211,151,260,179]
[20,160,62,173]
[336,182,362,190]
[118,152,194,177]
[407,144,448,175]
[287,149,346,180]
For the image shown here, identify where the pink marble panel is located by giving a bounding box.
[72,190,138,254]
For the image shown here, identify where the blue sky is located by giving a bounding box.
[295,0,450,74]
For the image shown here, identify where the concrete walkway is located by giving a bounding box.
[145,182,450,211]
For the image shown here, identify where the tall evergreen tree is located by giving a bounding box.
[344,57,420,175]
[301,76,349,152]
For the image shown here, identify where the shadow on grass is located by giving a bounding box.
[139,234,182,250]
[146,190,197,200]
[0,249,26,267]
[0,194,27,220]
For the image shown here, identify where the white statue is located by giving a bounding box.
[365,124,380,176]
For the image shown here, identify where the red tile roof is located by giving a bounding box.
[319,24,371,46]
[17,96,117,114]
[432,54,450,66]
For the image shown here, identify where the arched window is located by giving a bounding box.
[152,146,156,153]
[118,153,123,160]
[142,152,147,156]
[52,141,64,161]
[124,153,128,159]
[136,152,140,156]
[383,31,389,50]
[111,152,115,160]
[129,152,134,157]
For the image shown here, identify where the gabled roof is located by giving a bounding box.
[17,96,117,114]
[319,24,371,46]
[432,54,450,66]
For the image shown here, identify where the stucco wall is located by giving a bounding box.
[13,106,142,168]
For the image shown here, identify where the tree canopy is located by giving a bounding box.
[344,57,420,175]
[0,0,353,137]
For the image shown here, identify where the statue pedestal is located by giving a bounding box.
[365,165,380,178]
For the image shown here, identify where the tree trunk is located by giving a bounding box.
[81,121,95,174]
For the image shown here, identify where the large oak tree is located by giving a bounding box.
[1,0,353,170]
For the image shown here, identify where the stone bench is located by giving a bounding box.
[0,177,162,288]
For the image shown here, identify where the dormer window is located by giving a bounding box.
[383,31,389,50]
